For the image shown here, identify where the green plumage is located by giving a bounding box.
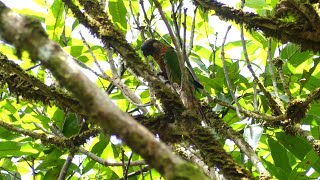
[164,47,181,86]
[141,39,203,90]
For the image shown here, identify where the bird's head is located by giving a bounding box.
[140,39,162,57]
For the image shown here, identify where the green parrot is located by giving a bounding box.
[140,39,203,90]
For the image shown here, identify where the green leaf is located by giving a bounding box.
[62,113,80,137]
[36,148,64,170]
[268,137,291,176]
[289,150,319,179]
[52,108,65,129]
[0,142,38,157]
[83,135,109,173]
[46,0,65,41]
[262,158,288,180]
[0,126,20,140]
[108,0,127,33]
[275,132,312,160]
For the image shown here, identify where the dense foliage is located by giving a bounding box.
[0,0,320,179]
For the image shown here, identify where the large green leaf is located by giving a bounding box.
[0,142,38,157]
[268,137,291,178]
[46,0,65,41]
[275,132,312,160]
[108,0,127,33]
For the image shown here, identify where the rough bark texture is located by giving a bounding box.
[0,3,209,180]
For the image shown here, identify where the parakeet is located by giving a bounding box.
[140,39,203,90]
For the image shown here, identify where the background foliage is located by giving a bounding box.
[0,0,320,179]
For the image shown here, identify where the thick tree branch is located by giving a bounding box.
[61,0,187,120]
[195,0,320,52]
[0,3,208,179]
[0,54,84,115]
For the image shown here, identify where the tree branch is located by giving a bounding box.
[0,3,208,179]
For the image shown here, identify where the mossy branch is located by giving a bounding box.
[195,0,320,52]
[0,3,208,179]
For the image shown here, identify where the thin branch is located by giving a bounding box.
[22,156,36,180]
[58,151,75,180]
[208,118,271,178]
[187,7,197,57]
[182,8,187,64]
[267,38,279,98]
[239,10,284,115]
[253,81,258,112]
[175,145,223,179]
[0,167,21,180]
[80,32,105,76]
[304,87,320,105]
[273,58,293,101]
[106,48,119,77]
[128,0,140,30]
[214,98,286,122]
[130,0,160,112]
[170,0,182,47]
[183,8,199,82]
[139,0,155,38]
[32,122,54,135]
[124,152,134,180]
[116,166,150,180]
[49,120,146,169]
[76,39,149,113]
[221,25,243,119]
[153,0,189,94]
[25,63,41,71]
[79,148,146,167]
[121,148,126,178]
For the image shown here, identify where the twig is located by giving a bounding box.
[58,151,75,180]
[121,148,126,178]
[214,98,286,121]
[79,32,105,76]
[124,152,134,180]
[0,167,21,180]
[117,166,150,180]
[128,0,140,30]
[267,38,279,98]
[239,4,283,115]
[303,87,320,106]
[154,0,197,111]
[170,0,182,47]
[183,8,199,82]
[187,7,197,57]
[139,0,154,38]
[208,118,271,178]
[182,8,187,63]
[273,58,293,101]
[107,48,119,77]
[221,25,243,119]
[132,1,160,112]
[175,145,223,179]
[25,63,41,71]
[22,156,36,180]
[153,0,181,56]
[32,122,54,135]
[153,0,187,91]
[79,148,146,166]
[74,45,149,113]
[253,81,258,112]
